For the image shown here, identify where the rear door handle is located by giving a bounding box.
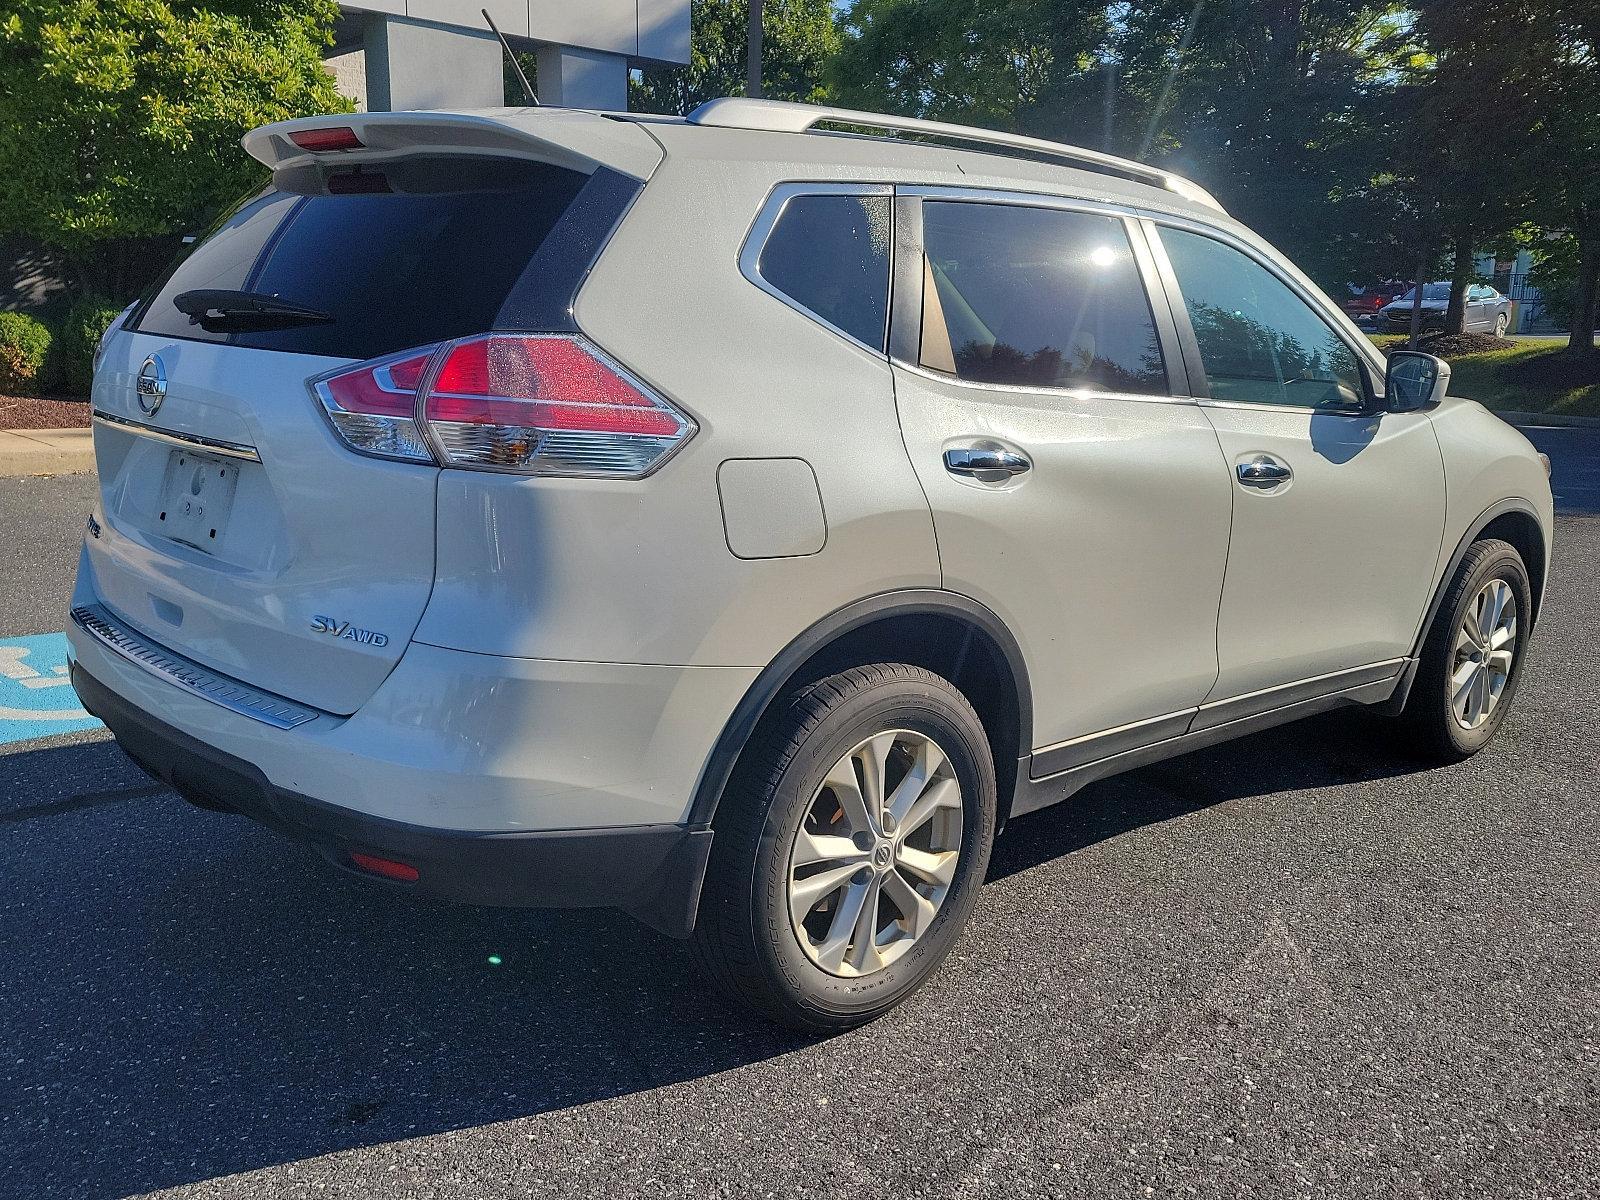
[944,446,1031,477]
[1236,456,1292,487]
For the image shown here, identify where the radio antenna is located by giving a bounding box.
[483,9,538,106]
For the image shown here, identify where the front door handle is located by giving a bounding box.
[944,446,1031,477]
[1236,456,1292,487]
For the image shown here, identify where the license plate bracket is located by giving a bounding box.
[157,449,240,552]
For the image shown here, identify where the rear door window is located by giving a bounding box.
[132,157,588,361]
[755,193,892,351]
[918,201,1167,395]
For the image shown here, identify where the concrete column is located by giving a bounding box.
[364,15,504,112]
[535,44,629,110]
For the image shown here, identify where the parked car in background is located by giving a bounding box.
[1343,280,1412,325]
[1381,282,1513,336]
[68,99,1552,1031]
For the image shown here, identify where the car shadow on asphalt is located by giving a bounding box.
[1,709,1427,1198]
[989,706,1424,883]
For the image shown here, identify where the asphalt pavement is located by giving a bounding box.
[1521,425,1600,515]
[1,469,1597,1199]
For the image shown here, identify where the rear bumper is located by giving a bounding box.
[66,546,758,832]
[71,662,713,937]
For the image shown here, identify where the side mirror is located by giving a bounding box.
[1385,350,1450,413]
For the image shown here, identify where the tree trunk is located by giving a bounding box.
[1408,250,1431,350]
[1569,229,1598,356]
[745,0,764,99]
[1444,235,1473,335]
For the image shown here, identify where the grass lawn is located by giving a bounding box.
[1367,334,1600,419]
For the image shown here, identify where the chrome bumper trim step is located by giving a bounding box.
[70,603,320,730]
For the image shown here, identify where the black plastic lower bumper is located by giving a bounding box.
[70,663,713,938]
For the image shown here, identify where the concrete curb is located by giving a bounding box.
[0,428,95,477]
[1494,410,1600,430]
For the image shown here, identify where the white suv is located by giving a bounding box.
[69,99,1553,1029]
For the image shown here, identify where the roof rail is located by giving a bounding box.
[685,97,1224,215]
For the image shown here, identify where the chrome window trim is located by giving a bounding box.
[92,410,262,463]
[738,181,895,357]
[71,603,323,730]
[896,183,1139,219]
[892,356,1197,408]
[1136,210,1388,395]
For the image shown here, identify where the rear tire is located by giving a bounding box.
[1495,312,1510,337]
[1400,538,1531,762]
[692,664,997,1031]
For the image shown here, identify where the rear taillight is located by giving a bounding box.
[313,345,437,464]
[310,334,694,477]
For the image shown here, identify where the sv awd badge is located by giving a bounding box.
[311,615,390,647]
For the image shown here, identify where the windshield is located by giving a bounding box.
[1396,284,1452,303]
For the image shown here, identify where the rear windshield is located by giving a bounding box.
[132,157,588,361]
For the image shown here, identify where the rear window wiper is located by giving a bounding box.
[173,289,334,332]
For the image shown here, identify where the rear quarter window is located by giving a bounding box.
[132,157,588,361]
[754,192,892,351]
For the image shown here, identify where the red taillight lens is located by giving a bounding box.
[289,126,364,152]
[423,335,693,475]
[313,346,439,463]
[310,334,693,477]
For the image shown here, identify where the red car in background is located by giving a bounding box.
[1344,281,1413,324]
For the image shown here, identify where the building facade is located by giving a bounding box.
[327,0,690,112]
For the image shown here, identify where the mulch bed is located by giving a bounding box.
[1383,332,1518,357]
[0,394,91,429]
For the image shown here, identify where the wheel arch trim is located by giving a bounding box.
[684,590,1033,827]
[1414,497,1548,657]
[1381,496,1548,718]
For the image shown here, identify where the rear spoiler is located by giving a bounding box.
[242,110,662,181]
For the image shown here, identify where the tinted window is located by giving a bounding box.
[1159,227,1366,409]
[757,193,891,350]
[919,202,1166,394]
[133,157,588,360]
[1399,284,1451,302]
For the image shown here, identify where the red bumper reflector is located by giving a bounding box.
[289,126,364,152]
[349,851,420,883]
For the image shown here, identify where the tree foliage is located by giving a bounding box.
[633,0,841,114]
[831,1,1411,291]
[0,0,348,292]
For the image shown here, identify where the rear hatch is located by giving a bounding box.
[86,112,659,714]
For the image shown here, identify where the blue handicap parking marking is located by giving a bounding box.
[0,632,104,746]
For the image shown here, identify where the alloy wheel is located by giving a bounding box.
[786,730,963,977]
[1451,578,1518,730]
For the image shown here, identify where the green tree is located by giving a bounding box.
[1108,0,1407,292]
[0,0,349,296]
[1527,1,1600,355]
[1394,3,1546,337]
[828,0,1112,135]
[829,0,1404,292]
[633,0,841,114]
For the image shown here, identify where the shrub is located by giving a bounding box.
[0,311,56,394]
[57,295,124,397]
[0,0,350,294]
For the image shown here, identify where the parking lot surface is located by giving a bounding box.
[1,468,1596,1199]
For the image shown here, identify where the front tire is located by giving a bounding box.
[692,664,997,1031]
[1494,312,1510,337]
[1401,538,1532,762]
